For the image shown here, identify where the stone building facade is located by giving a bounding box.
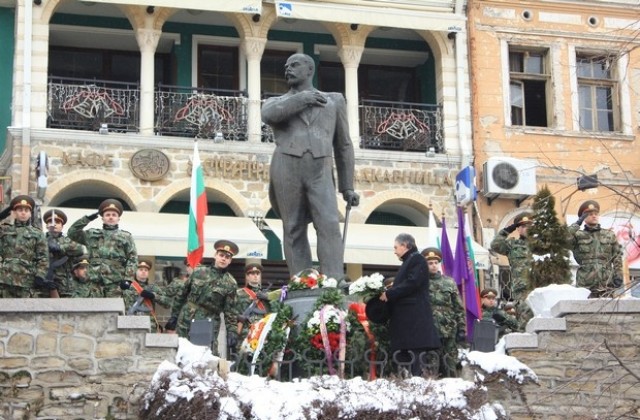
[468,0,640,284]
[0,0,474,280]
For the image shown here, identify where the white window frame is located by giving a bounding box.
[502,40,562,129]
[192,35,242,90]
[192,36,302,93]
[504,44,551,128]
[569,47,631,134]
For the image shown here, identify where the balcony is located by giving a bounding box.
[46,78,445,152]
[359,99,444,153]
[47,77,140,133]
[155,84,248,141]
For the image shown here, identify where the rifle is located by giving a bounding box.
[128,296,152,315]
[127,280,162,333]
[45,256,68,298]
[236,301,267,334]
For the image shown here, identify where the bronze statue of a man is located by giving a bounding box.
[262,53,359,280]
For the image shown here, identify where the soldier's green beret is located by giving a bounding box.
[578,200,599,217]
[214,239,239,257]
[514,213,533,226]
[43,209,68,225]
[98,199,124,216]
[420,247,442,261]
[10,195,35,211]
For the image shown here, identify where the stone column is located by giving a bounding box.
[338,45,364,146]
[135,28,161,135]
[241,37,267,144]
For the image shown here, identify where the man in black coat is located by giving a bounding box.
[380,233,441,376]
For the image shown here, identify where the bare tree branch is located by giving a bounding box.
[604,339,640,382]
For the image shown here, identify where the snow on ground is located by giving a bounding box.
[142,338,536,419]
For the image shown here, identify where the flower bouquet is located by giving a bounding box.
[238,302,293,377]
[288,268,338,291]
[348,272,385,302]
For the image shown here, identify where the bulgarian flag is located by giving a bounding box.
[186,141,207,268]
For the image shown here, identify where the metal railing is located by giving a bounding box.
[359,99,444,153]
[46,79,445,153]
[47,77,140,133]
[229,348,450,381]
[155,84,248,140]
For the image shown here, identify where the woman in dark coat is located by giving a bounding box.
[380,233,441,376]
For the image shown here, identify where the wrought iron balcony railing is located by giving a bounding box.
[46,79,445,153]
[359,99,444,153]
[47,77,140,133]
[155,85,248,141]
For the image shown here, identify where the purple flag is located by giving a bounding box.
[440,217,455,278]
[452,207,482,342]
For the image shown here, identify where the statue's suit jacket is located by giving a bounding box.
[262,89,355,218]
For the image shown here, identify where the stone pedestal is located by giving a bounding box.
[285,288,327,336]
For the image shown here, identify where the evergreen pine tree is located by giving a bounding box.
[527,185,572,289]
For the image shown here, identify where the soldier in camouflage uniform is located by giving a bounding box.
[163,268,190,311]
[121,259,171,332]
[0,195,49,298]
[41,209,86,298]
[67,199,138,298]
[480,288,519,338]
[490,213,534,303]
[490,213,535,329]
[165,240,239,356]
[69,257,102,298]
[566,200,623,298]
[421,247,466,378]
[234,263,271,344]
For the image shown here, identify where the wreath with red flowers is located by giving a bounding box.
[291,288,392,379]
[287,268,338,291]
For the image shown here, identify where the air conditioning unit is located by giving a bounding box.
[483,157,537,199]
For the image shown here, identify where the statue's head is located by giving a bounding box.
[285,53,315,88]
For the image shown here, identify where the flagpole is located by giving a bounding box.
[459,210,467,317]
[428,203,438,248]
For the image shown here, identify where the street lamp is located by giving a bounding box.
[577,174,598,191]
